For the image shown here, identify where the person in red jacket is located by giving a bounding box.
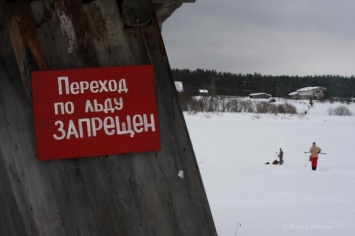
[309,142,321,171]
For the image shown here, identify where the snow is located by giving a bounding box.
[184,100,355,236]
[296,86,324,92]
[249,92,270,96]
[178,170,184,179]
[174,81,184,92]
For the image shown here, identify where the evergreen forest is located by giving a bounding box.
[172,68,355,100]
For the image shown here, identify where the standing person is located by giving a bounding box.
[278,148,284,165]
[309,142,321,171]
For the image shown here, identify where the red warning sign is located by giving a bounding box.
[32,65,160,160]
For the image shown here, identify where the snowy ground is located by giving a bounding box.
[184,100,355,236]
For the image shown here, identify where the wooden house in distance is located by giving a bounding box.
[199,89,209,96]
[289,86,326,100]
[249,92,272,99]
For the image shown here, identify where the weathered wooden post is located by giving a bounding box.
[0,0,217,235]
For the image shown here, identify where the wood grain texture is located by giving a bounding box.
[0,1,216,235]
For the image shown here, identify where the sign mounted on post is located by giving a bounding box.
[32,65,160,160]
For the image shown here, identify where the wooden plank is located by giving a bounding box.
[0,0,217,235]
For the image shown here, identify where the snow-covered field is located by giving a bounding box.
[184,100,355,236]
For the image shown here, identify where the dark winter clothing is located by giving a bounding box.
[278,148,284,165]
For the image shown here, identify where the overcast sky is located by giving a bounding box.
[162,0,355,76]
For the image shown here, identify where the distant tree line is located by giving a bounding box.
[172,68,355,99]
